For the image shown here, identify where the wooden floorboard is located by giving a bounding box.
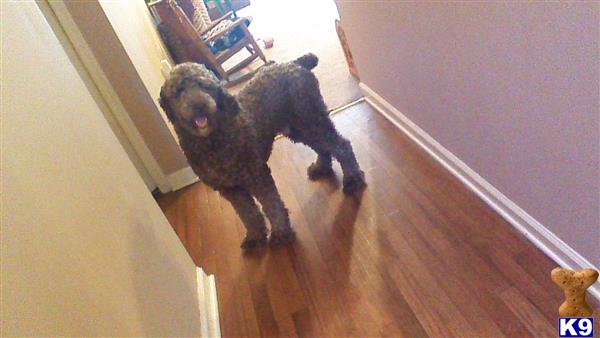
[156,102,587,337]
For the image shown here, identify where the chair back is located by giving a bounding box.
[190,0,212,32]
[168,0,203,40]
[151,0,224,76]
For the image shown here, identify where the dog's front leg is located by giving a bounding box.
[249,168,295,246]
[219,187,268,250]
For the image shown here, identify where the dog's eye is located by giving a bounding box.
[174,86,184,97]
[193,80,212,91]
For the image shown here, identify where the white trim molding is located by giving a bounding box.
[168,166,199,192]
[197,268,221,337]
[44,1,172,193]
[359,82,600,303]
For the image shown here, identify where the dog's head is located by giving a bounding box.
[159,63,239,138]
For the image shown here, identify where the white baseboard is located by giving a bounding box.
[167,166,199,192]
[197,267,221,337]
[359,82,600,302]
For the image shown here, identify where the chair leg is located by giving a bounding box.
[239,24,267,63]
[213,63,229,82]
[252,39,267,63]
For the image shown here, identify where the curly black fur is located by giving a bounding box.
[159,53,365,250]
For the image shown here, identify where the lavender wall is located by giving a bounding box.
[337,2,599,267]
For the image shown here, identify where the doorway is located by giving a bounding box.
[224,0,362,110]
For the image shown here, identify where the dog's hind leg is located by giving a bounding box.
[331,136,366,195]
[306,150,334,180]
[295,117,366,195]
[249,167,295,246]
[219,187,268,250]
[285,126,334,180]
[288,74,365,194]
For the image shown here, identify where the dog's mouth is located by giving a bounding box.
[193,114,208,129]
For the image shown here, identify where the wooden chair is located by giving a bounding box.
[149,0,268,85]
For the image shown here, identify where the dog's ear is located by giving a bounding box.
[217,88,239,117]
[159,86,177,123]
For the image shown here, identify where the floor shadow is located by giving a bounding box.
[298,186,363,289]
[329,191,363,284]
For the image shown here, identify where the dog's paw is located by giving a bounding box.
[307,162,335,180]
[342,172,367,195]
[241,233,268,251]
[268,228,296,246]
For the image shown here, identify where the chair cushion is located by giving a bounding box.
[202,19,234,40]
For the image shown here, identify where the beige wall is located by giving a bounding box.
[337,2,599,267]
[64,0,188,176]
[98,0,178,142]
[98,0,170,112]
[1,2,201,335]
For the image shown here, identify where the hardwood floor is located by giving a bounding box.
[156,102,595,337]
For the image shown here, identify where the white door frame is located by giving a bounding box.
[40,0,172,192]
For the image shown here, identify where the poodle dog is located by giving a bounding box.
[159,53,366,250]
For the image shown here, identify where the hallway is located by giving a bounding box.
[157,102,571,337]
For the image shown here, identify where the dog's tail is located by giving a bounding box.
[294,53,318,70]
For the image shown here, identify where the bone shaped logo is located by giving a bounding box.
[551,268,598,317]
